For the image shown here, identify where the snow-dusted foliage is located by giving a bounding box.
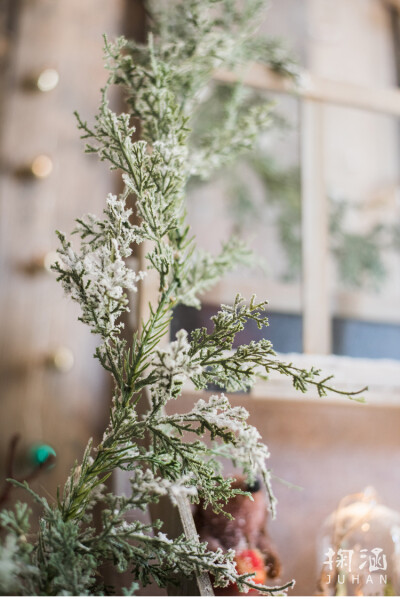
[0,1,364,596]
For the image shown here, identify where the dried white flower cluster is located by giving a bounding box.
[151,330,202,396]
[56,191,146,340]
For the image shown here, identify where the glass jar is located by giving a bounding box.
[316,488,400,596]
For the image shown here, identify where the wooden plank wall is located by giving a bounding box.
[0,3,208,595]
[0,0,123,516]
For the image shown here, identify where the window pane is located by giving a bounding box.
[305,0,397,88]
[324,105,400,359]
[260,0,397,88]
[172,91,303,354]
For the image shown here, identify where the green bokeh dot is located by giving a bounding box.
[30,444,56,468]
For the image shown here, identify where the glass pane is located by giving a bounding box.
[305,0,397,88]
[172,89,303,354]
[260,0,397,89]
[324,105,400,359]
[258,0,308,67]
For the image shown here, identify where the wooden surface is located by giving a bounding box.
[215,61,400,116]
[0,0,123,514]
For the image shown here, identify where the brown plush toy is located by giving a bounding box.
[194,476,282,594]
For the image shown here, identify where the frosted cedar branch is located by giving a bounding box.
[0,1,365,595]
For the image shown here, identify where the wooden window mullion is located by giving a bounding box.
[300,99,331,354]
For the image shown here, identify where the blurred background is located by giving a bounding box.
[1,0,400,595]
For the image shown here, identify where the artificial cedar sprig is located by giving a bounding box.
[0,2,365,595]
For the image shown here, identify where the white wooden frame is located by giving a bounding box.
[182,351,400,408]
[204,62,400,406]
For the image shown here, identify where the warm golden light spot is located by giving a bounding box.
[31,154,53,179]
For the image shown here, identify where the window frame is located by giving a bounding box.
[209,63,400,404]
[214,63,400,349]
